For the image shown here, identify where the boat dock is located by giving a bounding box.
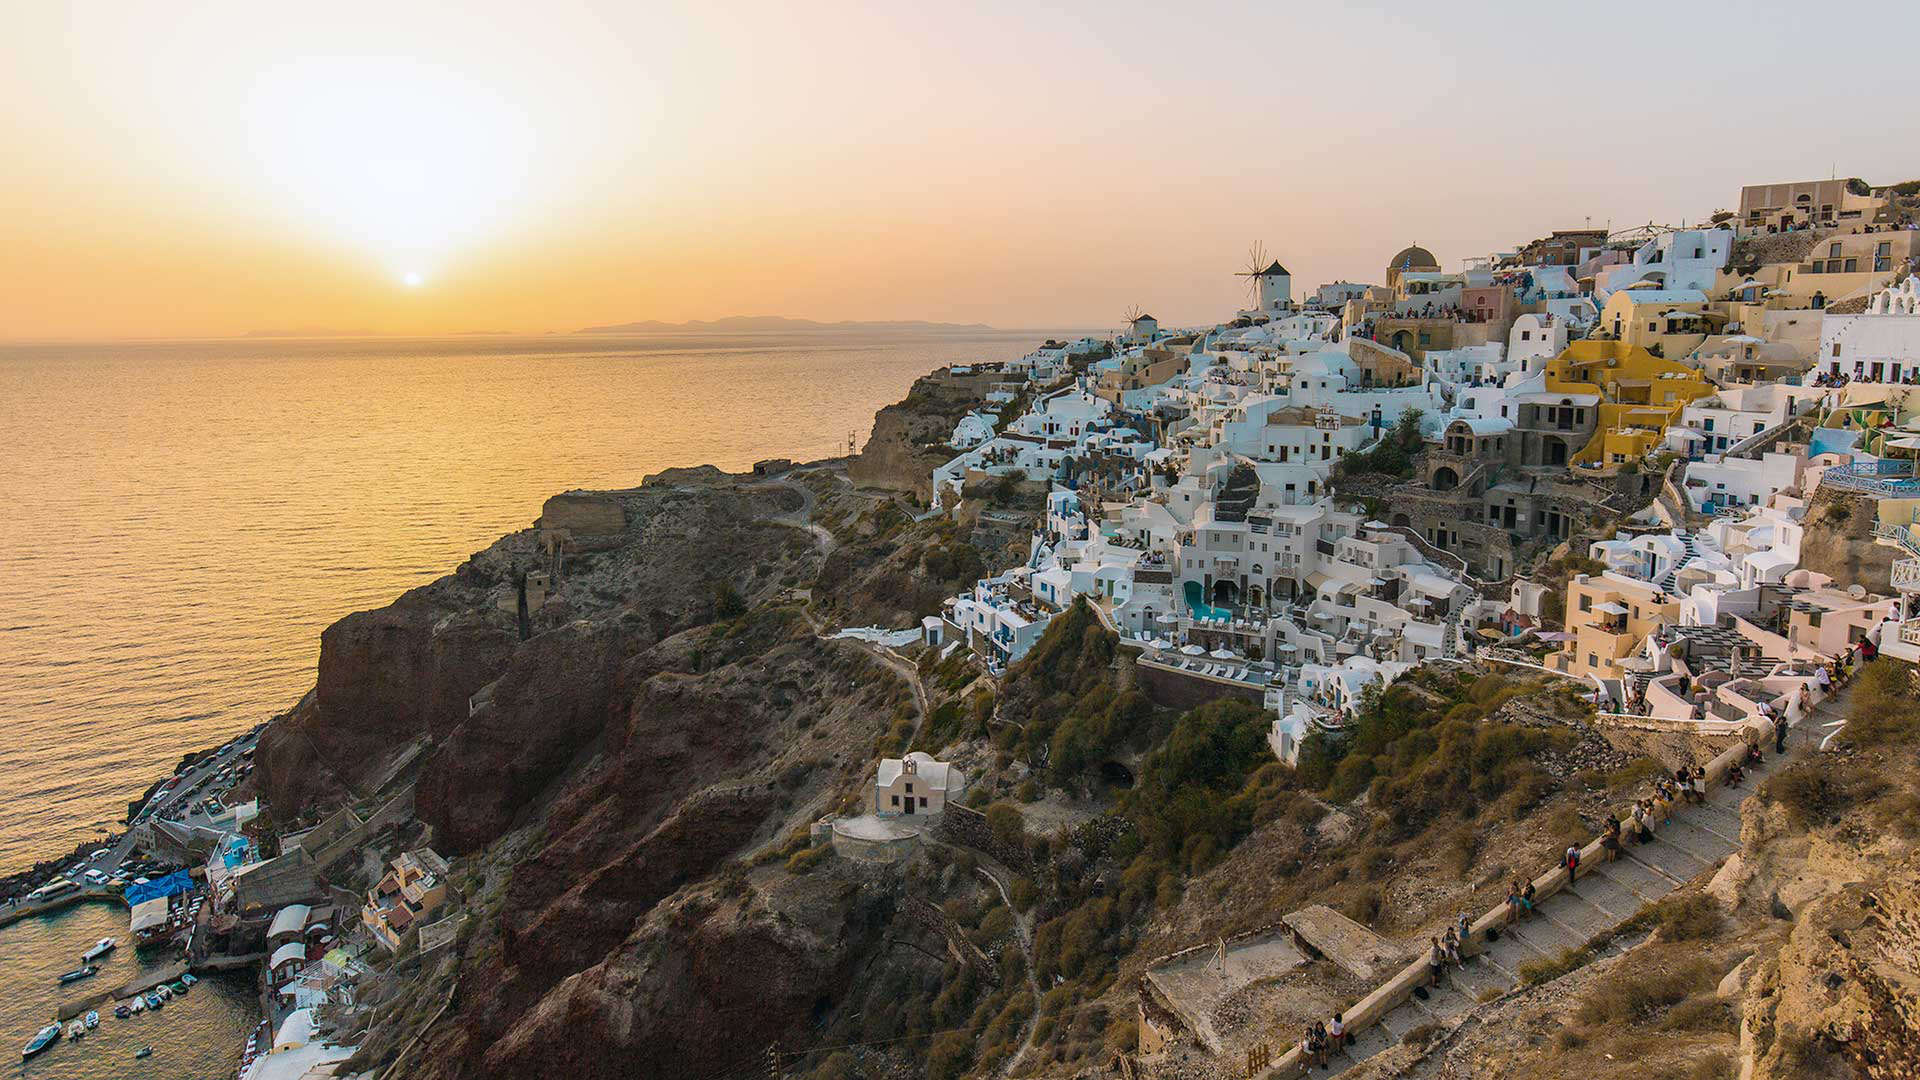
[0,885,122,931]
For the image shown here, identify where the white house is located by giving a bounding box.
[875,752,964,817]
[1595,228,1733,301]
[1819,277,1920,383]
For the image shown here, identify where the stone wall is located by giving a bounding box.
[936,804,1030,870]
[1800,487,1897,591]
[1134,662,1266,713]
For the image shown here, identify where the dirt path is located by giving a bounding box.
[973,857,1042,1077]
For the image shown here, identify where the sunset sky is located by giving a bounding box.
[4,1,1918,339]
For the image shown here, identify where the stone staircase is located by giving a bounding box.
[1652,532,1699,595]
[1257,695,1837,1080]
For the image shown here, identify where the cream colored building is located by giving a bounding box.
[1555,572,1678,680]
[874,752,964,817]
[1737,179,1886,232]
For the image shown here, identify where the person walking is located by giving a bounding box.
[1428,936,1448,987]
[1563,844,1581,888]
[1776,712,1791,754]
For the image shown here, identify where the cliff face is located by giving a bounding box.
[1799,486,1896,590]
[847,370,996,498]
[260,477,822,831]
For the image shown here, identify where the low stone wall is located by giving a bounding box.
[1135,661,1266,712]
[936,805,1029,870]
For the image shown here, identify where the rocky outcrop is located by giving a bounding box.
[469,871,896,1080]
[848,369,1001,497]
[1800,487,1896,590]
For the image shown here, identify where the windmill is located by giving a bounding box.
[1235,242,1291,313]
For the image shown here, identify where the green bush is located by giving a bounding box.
[986,803,1026,849]
[785,845,832,875]
[1651,893,1724,942]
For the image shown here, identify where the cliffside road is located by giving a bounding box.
[750,473,835,554]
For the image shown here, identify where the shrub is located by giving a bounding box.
[1661,994,1735,1033]
[785,846,832,875]
[926,1030,975,1080]
[986,803,1026,849]
[1574,960,1714,1026]
[712,581,747,620]
[1651,893,1724,942]
[1519,944,1595,986]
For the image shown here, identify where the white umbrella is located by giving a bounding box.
[1211,648,1236,660]
[1181,644,1206,656]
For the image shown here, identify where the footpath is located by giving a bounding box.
[1254,688,1840,1080]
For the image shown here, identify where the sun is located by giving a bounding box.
[402,271,424,288]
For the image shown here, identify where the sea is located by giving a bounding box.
[0,328,1061,875]
[0,327,1068,1067]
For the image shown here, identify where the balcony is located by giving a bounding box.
[1895,558,1920,594]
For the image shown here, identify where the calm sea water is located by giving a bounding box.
[0,330,1057,875]
[1,900,256,1079]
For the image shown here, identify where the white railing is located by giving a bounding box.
[1894,558,1920,594]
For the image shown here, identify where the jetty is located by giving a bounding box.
[0,884,121,931]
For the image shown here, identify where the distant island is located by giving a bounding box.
[574,315,995,334]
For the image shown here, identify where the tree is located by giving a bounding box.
[986,802,1026,849]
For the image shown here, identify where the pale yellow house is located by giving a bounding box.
[1556,572,1678,680]
[1600,288,1716,357]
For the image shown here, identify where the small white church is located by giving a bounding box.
[874,752,965,817]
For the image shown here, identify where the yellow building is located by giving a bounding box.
[1555,572,1678,680]
[1599,288,1718,357]
[1542,339,1715,467]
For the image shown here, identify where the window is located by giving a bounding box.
[1834,343,1842,356]
[1844,259,1858,273]
[1578,595,1592,612]
[890,795,899,806]
[904,782,912,794]
[1829,243,1842,258]
[919,797,928,808]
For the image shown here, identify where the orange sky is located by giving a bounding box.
[4,1,1918,340]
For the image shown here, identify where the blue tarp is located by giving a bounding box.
[124,869,195,905]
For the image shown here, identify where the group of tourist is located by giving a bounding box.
[1296,1011,1349,1069]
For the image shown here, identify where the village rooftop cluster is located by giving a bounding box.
[914,177,1920,773]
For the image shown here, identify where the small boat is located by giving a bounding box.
[22,1023,61,1058]
[157,985,172,1000]
[84,1011,99,1029]
[65,1020,85,1041]
[130,997,146,1014]
[57,964,99,984]
[170,980,189,995]
[145,992,163,1009]
[134,1045,153,1059]
[179,972,198,986]
[82,937,118,962]
[113,1005,131,1019]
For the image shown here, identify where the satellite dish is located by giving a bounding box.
[1848,584,1866,599]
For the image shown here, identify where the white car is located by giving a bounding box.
[88,848,110,861]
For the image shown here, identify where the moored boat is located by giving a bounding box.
[57,964,98,984]
[114,1004,132,1019]
[157,984,172,1000]
[23,1024,61,1058]
[170,980,189,995]
[82,937,118,962]
[134,1044,153,1059]
[145,992,163,1009]
[84,1011,99,1029]
[130,997,146,1013]
[65,1020,84,1041]
[180,972,198,986]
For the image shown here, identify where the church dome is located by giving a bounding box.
[1388,245,1439,274]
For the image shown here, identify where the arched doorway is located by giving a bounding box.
[1433,466,1459,491]
[1391,513,1410,527]
[1545,438,1568,466]
[1392,330,1415,354]
[1247,585,1265,608]
[1211,580,1238,607]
